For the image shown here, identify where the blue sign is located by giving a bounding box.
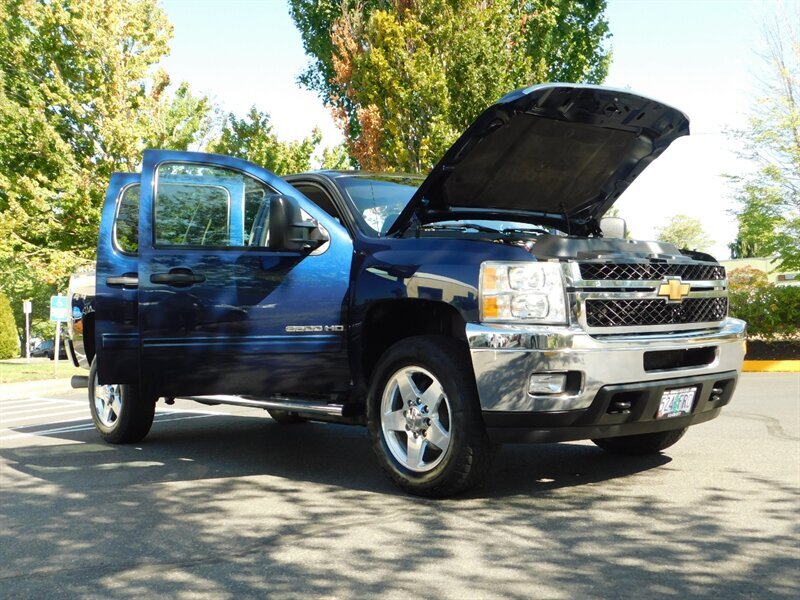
[50,295,69,321]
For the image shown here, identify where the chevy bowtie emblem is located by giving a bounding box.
[657,278,691,302]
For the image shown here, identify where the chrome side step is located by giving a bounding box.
[182,395,344,417]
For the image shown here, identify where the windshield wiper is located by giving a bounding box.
[421,223,502,234]
[501,226,551,236]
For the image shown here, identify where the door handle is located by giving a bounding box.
[150,270,206,286]
[106,274,139,288]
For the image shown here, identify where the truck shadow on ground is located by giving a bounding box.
[1,413,797,598]
[1,411,669,495]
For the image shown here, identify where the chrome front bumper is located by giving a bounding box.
[467,318,747,412]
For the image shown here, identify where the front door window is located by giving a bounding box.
[154,163,273,248]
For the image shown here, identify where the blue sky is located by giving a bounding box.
[160,0,774,258]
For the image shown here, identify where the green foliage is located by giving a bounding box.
[0,0,213,339]
[728,6,799,271]
[0,292,20,359]
[321,143,354,170]
[655,215,713,252]
[143,74,216,151]
[289,0,388,105]
[208,107,323,175]
[288,0,610,172]
[728,282,800,340]
[728,181,787,259]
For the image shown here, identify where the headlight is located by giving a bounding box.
[479,261,567,323]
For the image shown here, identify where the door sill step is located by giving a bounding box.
[182,394,345,417]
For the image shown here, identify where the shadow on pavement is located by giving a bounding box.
[0,412,797,598]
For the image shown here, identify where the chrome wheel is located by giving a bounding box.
[94,383,122,428]
[380,366,452,473]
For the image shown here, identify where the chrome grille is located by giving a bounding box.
[579,263,725,281]
[585,297,728,328]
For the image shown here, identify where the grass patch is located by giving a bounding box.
[0,360,82,384]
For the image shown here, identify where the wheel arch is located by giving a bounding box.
[356,299,469,389]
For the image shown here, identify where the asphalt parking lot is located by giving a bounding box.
[1,373,798,599]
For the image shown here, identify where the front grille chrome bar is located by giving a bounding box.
[562,261,729,334]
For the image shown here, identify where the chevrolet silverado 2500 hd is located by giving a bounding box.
[67,84,747,497]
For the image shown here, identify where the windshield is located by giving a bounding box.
[335,175,421,236]
[335,174,559,237]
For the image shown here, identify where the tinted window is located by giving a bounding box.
[155,164,274,247]
[293,183,340,221]
[336,176,421,235]
[115,185,140,254]
[156,182,230,246]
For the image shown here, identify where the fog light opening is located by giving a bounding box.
[528,373,567,395]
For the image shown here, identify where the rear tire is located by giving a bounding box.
[592,427,688,455]
[367,335,494,498]
[267,409,307,424]
[88,359,155,444]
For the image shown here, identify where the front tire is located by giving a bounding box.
[367,336,494,498]
[88,359,155,444]
[592,427,688,455]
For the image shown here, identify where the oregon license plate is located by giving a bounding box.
[657,387,697,419]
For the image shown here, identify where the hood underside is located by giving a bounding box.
[388,84,690,236]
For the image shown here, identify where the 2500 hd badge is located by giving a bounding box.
[66,84,746,497]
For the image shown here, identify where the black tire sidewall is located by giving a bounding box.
[88,359,154,444]
[366,335,488,494]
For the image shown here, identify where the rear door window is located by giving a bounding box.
[114,184,140,254]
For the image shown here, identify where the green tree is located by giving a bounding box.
[728,6,799,270]
[655,215,713,252]
[0,0,213,340]
[0,292,20,359]
[208,107,323,175]
[321,143,354,170]
[288,0,610,172]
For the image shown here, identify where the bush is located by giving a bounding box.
[728,266,769,292]
[0,293,20,359]
[728,272,800,339]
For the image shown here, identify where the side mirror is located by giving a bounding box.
[600,216,627,239]
[268,195,328,252]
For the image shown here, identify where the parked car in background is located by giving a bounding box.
[31,339,67,360]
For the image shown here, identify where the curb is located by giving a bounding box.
[742,360,800,373]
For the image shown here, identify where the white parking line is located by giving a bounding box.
[0,408,90,426]
[0,414,95,430]
[0,411,227,442]
[0,397,85,409]
[0,403,86,418]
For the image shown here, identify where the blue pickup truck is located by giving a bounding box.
[67,84,746,496]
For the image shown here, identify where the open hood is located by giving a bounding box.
[387,84,690,236]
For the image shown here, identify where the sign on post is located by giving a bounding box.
[50,295,68,375]
[50,296,68,322]
[23,301,32,360]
